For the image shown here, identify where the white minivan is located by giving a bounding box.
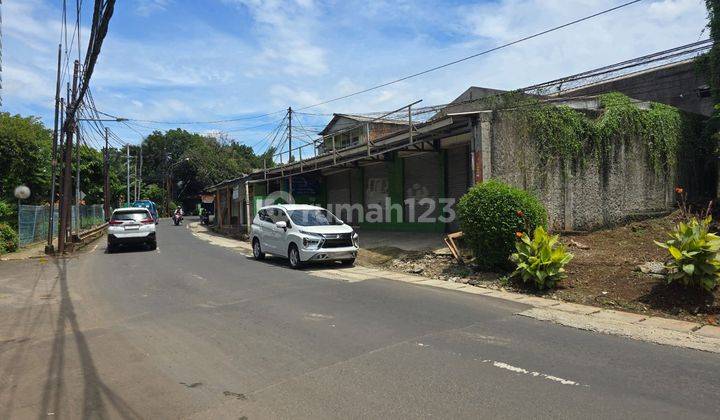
[251,204,359,268]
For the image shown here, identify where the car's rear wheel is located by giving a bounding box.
[107,243,115,253]
[288,244,303,269]
[148,241,157,251]
[252,238,265,260]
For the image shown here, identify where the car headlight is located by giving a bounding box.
[300,231,323,250]
[352,232,359,248]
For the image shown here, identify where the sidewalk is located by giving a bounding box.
[187,222,720,353]
[0,241,51,261]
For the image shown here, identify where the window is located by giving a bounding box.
[269,208,292,227]
[112,210,151,222]
[288,209,342,226]
[258,209,271,222]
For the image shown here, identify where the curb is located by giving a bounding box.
[187,222,720,353]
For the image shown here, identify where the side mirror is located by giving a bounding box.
[275,221,287,230]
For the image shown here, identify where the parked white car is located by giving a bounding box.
[251,204,359,268]
[107,207,157,252]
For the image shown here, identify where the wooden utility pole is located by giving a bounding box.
[58,60,80,254]
[103,127,110,220]
[45,44,62,254]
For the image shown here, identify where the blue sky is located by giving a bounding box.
[1,0,709,151]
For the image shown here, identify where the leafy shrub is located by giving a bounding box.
[0,200,13,224]
[655,216,720,291]
[457,180,547,268]
[0,223,19,254]
[510,226,573,289]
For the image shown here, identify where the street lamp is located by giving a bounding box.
[14,184,31,210]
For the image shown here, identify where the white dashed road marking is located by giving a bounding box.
[480,360,581,386]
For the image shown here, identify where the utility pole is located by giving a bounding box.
[103,127,109,220]
[288,107,293,195]
[57,83,69,249]
[126,144,130,207]
[58,60,79,254]
[45,43,62,254]
[75,121,81,237]
[138,147,143,200]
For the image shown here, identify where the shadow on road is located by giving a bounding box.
[106,243,155,254]
[0,261,56,418]
[248,254,355,272]
[34,257,142,420]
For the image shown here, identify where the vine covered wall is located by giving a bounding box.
[487,93,704,230]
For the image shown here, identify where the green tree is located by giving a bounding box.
[0,113,52,205]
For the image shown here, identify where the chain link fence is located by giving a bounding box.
[17,204,106,246]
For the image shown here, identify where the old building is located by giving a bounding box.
[208,43,710,235]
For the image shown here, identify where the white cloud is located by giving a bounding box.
[226,0,328,76]
[1,0,709,148]
[134,0,172,17]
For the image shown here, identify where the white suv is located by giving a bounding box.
[251,204,359,268]
[107,207,157,252]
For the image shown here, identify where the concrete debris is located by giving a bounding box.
[636,261,667,275]
[568,239,590,250]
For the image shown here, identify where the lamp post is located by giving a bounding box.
[14,185,31,242]
[14,185,31,208]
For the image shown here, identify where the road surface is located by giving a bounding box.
[1,218,719,419]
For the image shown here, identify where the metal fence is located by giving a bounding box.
[17,204,106,246]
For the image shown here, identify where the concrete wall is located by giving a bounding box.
[489,111,674,231]
[558,61,713,117]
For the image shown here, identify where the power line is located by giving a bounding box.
[294,0,645,111]
[97,109,287,125]
[96,1,644,127]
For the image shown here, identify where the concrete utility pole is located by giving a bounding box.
[58,60,79,254]
[75,121,81,236]
[103,127,110,220]
[138,147,143,200]
[46,43,62,254]
[134,153,138,201]
[288,107,293,195]
[126,144,130,207]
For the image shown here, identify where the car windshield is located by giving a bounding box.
[112,210,150,221]
[288,209,342,226]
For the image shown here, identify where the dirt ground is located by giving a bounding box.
[358,214,720,325]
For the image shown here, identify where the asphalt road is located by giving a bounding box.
[1,218,719,419]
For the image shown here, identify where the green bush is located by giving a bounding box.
[655,216,720,291]
[457,180,547,268]
[510,226,573,289]
[0,223,19,254]
[0,200,13,224]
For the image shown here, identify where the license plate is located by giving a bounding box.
[124,224,140,230]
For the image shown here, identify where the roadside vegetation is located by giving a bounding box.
[0,112,273,252]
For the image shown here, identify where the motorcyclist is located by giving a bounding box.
[173,207,183,224]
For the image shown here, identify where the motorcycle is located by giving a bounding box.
[200,213,210,225]
[172,213,183,226]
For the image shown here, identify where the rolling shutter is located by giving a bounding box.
[364,162,390,222]
[404,152,440,222]
[327,170,352,222]
[447,145,470,231]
